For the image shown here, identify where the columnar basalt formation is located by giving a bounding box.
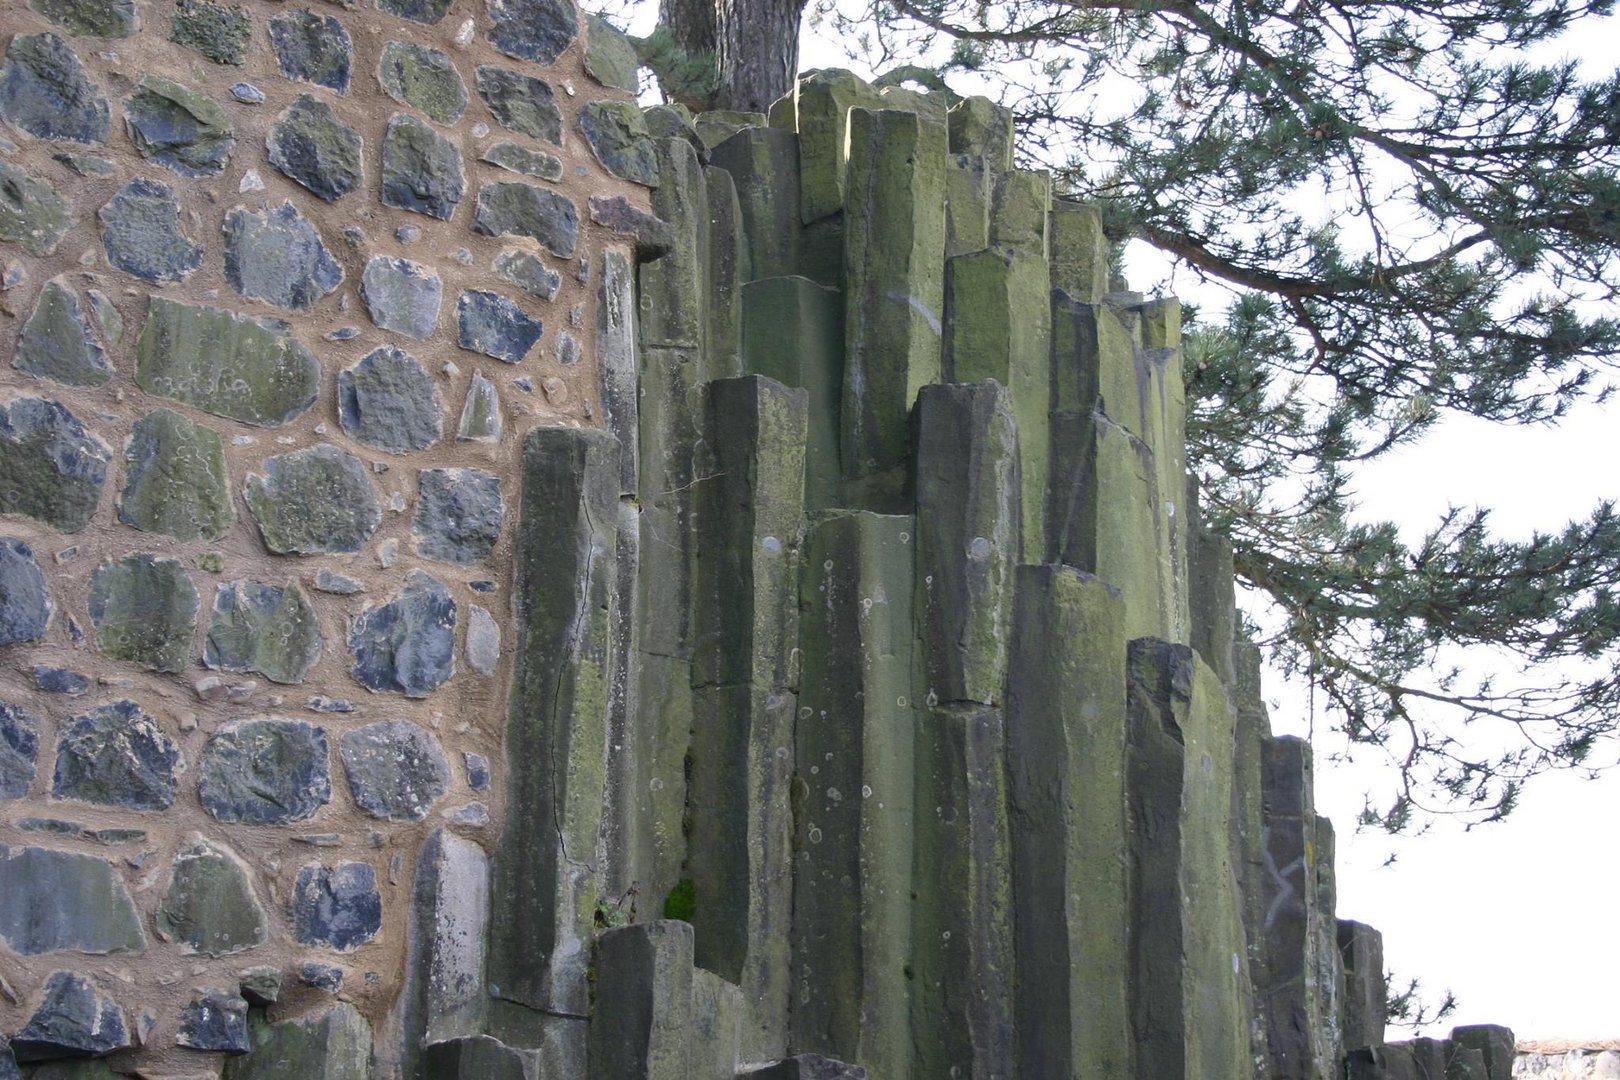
[0,4,1513,1077]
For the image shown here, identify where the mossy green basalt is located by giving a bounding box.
[86,553,198,673]
[378,41,469,125]
[117,408,232,542]
[16,277,111,388]
[135,297,321,427]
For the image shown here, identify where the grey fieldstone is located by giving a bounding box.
[585,14,639,92]
[224,201,343,311]
[245,444,381,555]
[270,9,352,94]
[157,834,268,956]
[178,990,249,1053]
[313,568,364,595]
[205,579,322,684]
[0,1039,11,1080]
[99,177,202,284]
[378,41,467,125]
[267,94,363,201]
[465,751,490,791]
[32,666,88,696]
[457,372,503,442]
[0,845,144,954]
[117,409,232,542]
[339,718,450,819]
[53,150,115,176]
[486,0,578,64]
[457,289,542,363]
[230,82,264,104]
[0,32,109,143]
[481,141,563,180]
[0,704,39,799]
[380,113,464,220]
[297,963,344,993]
[52,700,181,810]
[135,297,321,427]
[361,256,441,339]
[337,345,442,452]
[170,0,250,64]
[199,717,331,824]
[378,0,452,24]
[466,604,499,675]
[472,182,578,258]
[292,861,382,950]
[11,972,130,1062]
[0,539,48,646]
[86,554,198,673]
[238,967,282,1005]
[413,468,502,564]
[85,289,120,343]
[348,571,455,697]
[474,65,561,143]
[17,277,110,387]
[0,161,73,257]
[0,397,109,533]
[32,0,137,38]
[123,76,234,178]
[578,100,657,185]
[493,249,562,301]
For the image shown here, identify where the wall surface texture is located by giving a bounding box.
[0,2,1514,1076]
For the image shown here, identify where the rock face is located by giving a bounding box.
[199,718,331,824]
[475,65,562,142]
[135,297,321,426]
[52,699,182,809]
[456,289,542,362]
[99,177,203,284]
[86,554,198,673]
[0,32,109,143]
[579,100,658,185]
[472,182,579,257]
[347,571,456,696]
[485,0,578,64]
[157,834,268,956]
[33,0,138,38]
[170,0,251,64]
[0,844,145,955]
[381,113,465,220]
[204,579,322,683]
[0,161,72,257]
[337,345,442,451]
[0,704,39,799]
[16,278,112,387]
[117,409,233,542]
[244,444,381,554]
[292,861,383,950]
[269,9,352,93]
[413,468,503,563]
[0,540,49,646]
[178,990,250,1053]
[0,398,108,532]
[378,41,468,124]
[338,718,450,820]
[361,256,442,339]
[11,972,130,1061]
[223,201,343,311]
[267,94,363,201]
[123,76,235,177]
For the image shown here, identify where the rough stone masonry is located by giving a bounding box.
[0,1,1515,1077]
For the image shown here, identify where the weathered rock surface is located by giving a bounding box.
[178,990,250,1053]
[292,861,382,950]
[579,100,658,185]
[223,1003,370,1080]
[86,554,197,673]
[381,113,464,220]
[223,201,343,311]
[0,161,73,257]
[267,94,363,201]
[339,718,450,818]
[0,32,109,143]
[0,704,39,799]
[99,177,202,284]
[377,0,451,25]
[413,468,502,564]
[485,0,578,65]
[11,972,130,1061]
[17,278,111,387]
[123,76,234,177]
[475,65,562,143]
[135,297,321,426]
[337,344,442,452]
[52,699,182,809]
[466,604,499,675]
[199,717,331,824]
[457,371,503,441]
[31,666,87,696]
[481,141,564,180]
[117,409,232,542]
[456,289,542,362]
[493,248,562,301]
[584,13,639,92]
[157,834,268,956]
[0,397,108,533]
[472,182,578,257]
[269,9,352,93]
[0,844,144,954]
[170,0,250,64]
[32,0,137,38]
[361,256,442,339]
[245,444,380,555]
[348,572,455,696]
[0,540,49,647]
[205,579,322,684]
[378,41,467,124]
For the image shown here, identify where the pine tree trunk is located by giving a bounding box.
[659,0,804,114]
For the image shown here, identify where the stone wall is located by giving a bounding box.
[0,4,1519,1077]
